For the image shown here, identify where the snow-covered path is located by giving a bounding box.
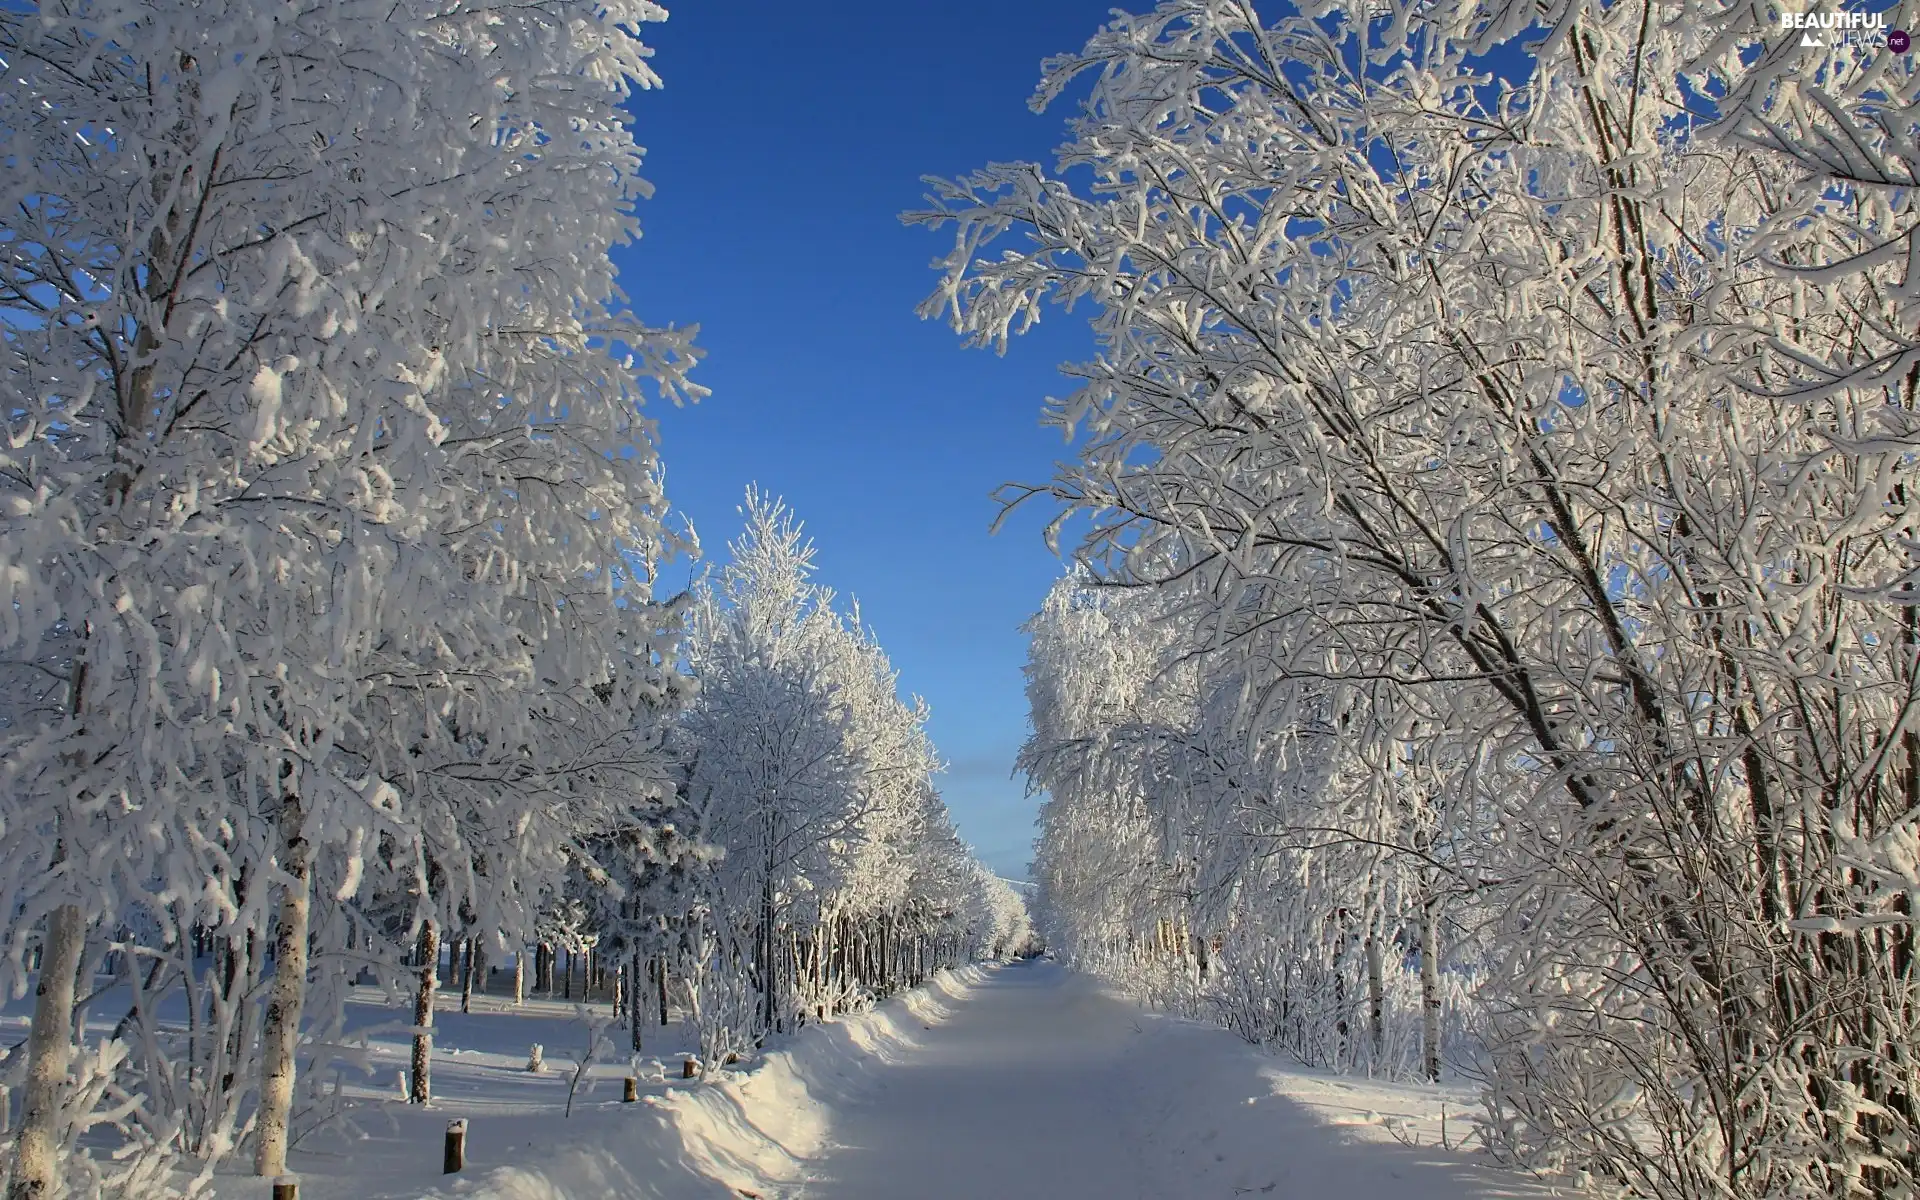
[797,962,1549,1200]
[798,962,1151,1197]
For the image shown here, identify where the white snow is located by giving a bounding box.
[786,962,1551,1200]
[189,961,1557,1199]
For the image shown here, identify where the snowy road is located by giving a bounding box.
[796,962,1547,1200]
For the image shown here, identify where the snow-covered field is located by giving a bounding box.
[118,960,1566,1199]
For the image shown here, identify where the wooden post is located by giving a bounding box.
[682,1058,697,1080]
[272,1176,299,1200]
[443,1119,467,1174]
[623,1076,638,1103]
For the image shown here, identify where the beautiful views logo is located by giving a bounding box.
[1779,7,1906,48]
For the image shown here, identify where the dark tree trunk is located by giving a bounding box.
[410,920,439,1104]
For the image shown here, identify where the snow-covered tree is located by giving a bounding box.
[0,0,699,1187]
[923,2,1920,1193]
[678,492,1014,1056]
[1019,571,1477,1077]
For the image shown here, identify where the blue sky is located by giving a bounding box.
[616,2,1125,879]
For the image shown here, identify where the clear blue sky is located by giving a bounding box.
[616,2,1124,879]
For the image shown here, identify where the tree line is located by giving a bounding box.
[918,2,1920,1197]
[0,2,1023,1195]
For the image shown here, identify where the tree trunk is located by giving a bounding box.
[461,942,482,1014]
[7,904,87,1200]
[410,920,439,1104]
[1365,929,1385,1072]
[629,952,644,1052]
[658,955,669,1026]
[457,939,471,1012]
[1419,893,1441,1083]
[792,927,805,1015]
[757,868,777,1034]
[513,949,525,1006]
[10,657,94,1200]
[255,799,312,1177]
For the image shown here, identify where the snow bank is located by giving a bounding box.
[437,967,987,1200]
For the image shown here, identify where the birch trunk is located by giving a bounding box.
[6,904,87,1200]
[254,799,311,1177]
[1419,895,1441,1083]
[9,640,93,1197]
[410,921,439,1104]
[513,949,525,1006]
